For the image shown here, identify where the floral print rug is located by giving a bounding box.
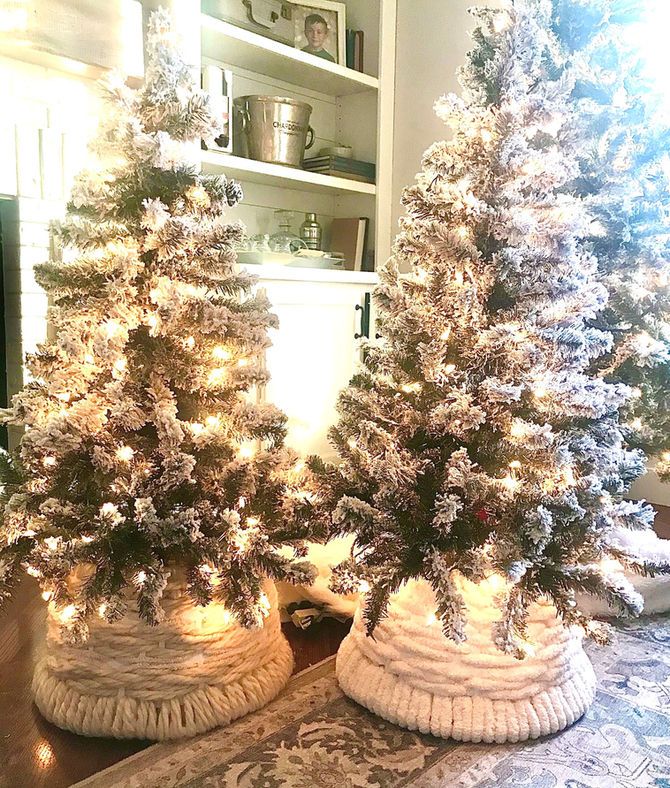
[77,615,670,788]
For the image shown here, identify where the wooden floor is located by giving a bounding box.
[1,509,668,788]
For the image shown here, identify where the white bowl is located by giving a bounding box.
[318,145,353,159]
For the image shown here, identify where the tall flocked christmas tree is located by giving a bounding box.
[0,11,316,644]
[309,0,670,658]
[553,0,670,482]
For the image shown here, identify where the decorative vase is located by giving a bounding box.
[32,578,293,740]
[336,576,596,743]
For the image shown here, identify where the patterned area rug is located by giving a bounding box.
[76,616,670,788]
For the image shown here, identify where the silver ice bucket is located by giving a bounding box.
[234,95,315,167]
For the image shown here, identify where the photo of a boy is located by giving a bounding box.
[301,13,336,62]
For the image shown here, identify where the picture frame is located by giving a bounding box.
[290,0,346,66]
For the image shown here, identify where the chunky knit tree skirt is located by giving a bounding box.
[33,581,293,740]
[336,577,596,743]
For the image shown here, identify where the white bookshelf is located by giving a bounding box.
[201,14,378,96]
[198,0,396,270]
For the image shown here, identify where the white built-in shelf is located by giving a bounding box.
[201,150,376,197]
[201,14,378,97]
[0,42,105,80]
[244,263,378,286]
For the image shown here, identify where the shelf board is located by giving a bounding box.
[0,42,105,80]
[242,263,379,286]
[201,15,378,97]
[201,151,376,197]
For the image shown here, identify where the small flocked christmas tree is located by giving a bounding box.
[310,0,670,657]
[0,11,315,644]
[553,0,670,481]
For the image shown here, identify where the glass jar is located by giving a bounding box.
[300,213,322,250]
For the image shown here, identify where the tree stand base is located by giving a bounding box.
[32,580,294,740]
[336,577,597,743]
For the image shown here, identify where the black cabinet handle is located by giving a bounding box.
[355,293,371,339]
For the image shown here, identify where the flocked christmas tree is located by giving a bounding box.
[0,11,316,642]
[553,0,670,481]
[309,0,670,654]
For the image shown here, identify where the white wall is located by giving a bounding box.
[0,56,101,397]
[392,0,500,237]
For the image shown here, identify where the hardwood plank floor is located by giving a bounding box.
[1,507,668,788]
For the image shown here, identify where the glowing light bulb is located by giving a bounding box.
[208,368,227,385]
[426,611,438,625]
[415,267,429,283]
[98,603,107,618]
[212,346,231,361]
[238,444,256,460]
[237,359,250,368]
[534,386,548,399]
[238,496,247,509]
[509,460,522,469]
[147,314,159,330]
[44,537,59,551]
[440,327,452,341]
[630,418,643,431]
[631,387,642,399]
[493,13,509,33]
[444,364,456,374]
[205,415,221,428]
[105,320,121,338]
[662,452,670,463]
[480,129,493,143]
[454,270,464,285]
[26,566,40,578]
[43,456,56,468]
[41,590,52,602]
[293,460,306,474]
[60,604,77,622]
[358,580,370,593]
[136,571,147,585]
[81,535,94,544]
[56,392,71,402]
[246,516,260,527]
[347,437,357,449]
[186,336,196,349]
[186,185,210,207]
[116,445,134,462]
[84,353,95,364]
[100,502,118,517]
[114,358,127,373]
[401,382,422,394]
[488,573,506,592]
[502,474,520,493]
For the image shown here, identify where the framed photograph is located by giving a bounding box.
[291,1,346,66]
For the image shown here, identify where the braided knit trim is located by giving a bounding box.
[336,578,597,743]
[32,580,294,740]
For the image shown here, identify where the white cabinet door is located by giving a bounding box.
[260,279,373,459]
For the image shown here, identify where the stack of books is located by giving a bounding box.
[303,156,376,184]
